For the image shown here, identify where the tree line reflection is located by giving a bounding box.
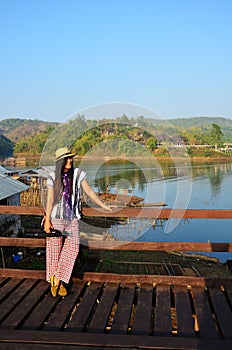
[90,159,232,195]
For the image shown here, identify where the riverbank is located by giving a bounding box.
[3,153,232,167]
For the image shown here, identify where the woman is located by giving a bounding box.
[43,147,112,297]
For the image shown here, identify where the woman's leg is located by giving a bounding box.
[46,236,63,282]
[56,219,80,284]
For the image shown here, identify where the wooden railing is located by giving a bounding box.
[1,205,232,281]
[2,205,232,218]
[1,205,232,251]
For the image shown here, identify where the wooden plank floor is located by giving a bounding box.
[0,278,232,349]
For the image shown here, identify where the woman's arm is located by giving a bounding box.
[81,179,112,211]
[43,185,54,233]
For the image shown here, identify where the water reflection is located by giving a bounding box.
[79,159,232,261]
[79,159,232,210]
[82,159,232,212]
[82,160,232,197]
[93,159,148,193]
[191,162,232,195]
[82,159,193,200]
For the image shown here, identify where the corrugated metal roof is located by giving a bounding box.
[36,166,55,178]
[0,165,7,175]
[0,165,18,176]
[18,166,54,178]
[0,174,29,200]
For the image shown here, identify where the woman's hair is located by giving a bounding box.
[53,157,74,205]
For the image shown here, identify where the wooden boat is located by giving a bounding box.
[97,192,144,206]
[96,192,167,207]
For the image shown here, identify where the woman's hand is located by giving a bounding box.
[101,203,114,211]
[82,179,116,212]
[42,216,54,234]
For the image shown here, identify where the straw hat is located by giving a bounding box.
[55,147,76,161]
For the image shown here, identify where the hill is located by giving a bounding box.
[1,116,232,160]
[168,116,232,141]
[0,118,58,143]
[0,134,14,159]
[1,116,232,144]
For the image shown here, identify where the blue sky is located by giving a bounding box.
[0,0,231,122]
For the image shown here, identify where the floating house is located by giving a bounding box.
[18,166,54,207]
[0,173,29,236]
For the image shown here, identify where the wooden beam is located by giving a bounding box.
[0,205,44,215]
[78,272,208,287]
[84,207,232,219]
[0,268,45,279]
[0,329,232,349]
[0,268,231,287]
[1,205,232,219]
[79,273,231,286]
[0,237,46,247]
[1,237,232,252]
[84,240,232,252]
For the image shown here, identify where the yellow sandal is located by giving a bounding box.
[58,285,67,297]
[50,275,59,297]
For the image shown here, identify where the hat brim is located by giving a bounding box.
[55,153,76,161]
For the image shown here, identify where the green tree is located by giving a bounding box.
[146,136,157,152]
[13,126,55,154]
[119,114,130,124]
[210,123,223,150]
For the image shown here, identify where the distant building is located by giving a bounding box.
[0,173,29,236]
[18,166,54,207]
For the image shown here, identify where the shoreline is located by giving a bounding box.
[2,154,232,168]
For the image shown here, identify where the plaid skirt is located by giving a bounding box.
[46,218,79,284]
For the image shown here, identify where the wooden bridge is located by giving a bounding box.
[0,206,232,349]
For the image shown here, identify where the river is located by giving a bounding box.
[77,159,232,262]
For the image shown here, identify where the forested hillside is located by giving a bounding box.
[0,118,57,159]
[0,118,58,143]
[168,116,232,141]
[0,134,14,158]
[1,116,232,159]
